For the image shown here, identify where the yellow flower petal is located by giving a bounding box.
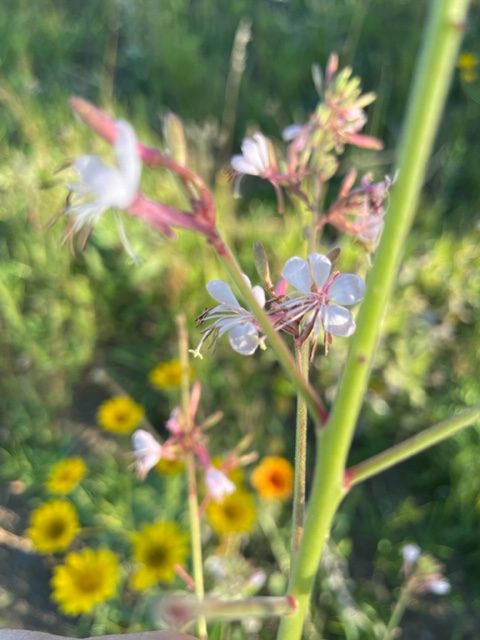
[45,457,87,494]
[26,499,79,554]
[51,547,120,615]
[97,396,144,434]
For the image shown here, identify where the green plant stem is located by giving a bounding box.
[277,2,470,638]
[176,315,208,640]
[217,240,328,428]
[291,344,309,556]
[382,581,413,640]
[346,405,480,488]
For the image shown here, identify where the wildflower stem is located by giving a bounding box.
[346,405,480,489]
[277,1,471,638]
[291,344,309,556]
[176,315,208,640]
[216,239,328,428]
[382,580,414,640]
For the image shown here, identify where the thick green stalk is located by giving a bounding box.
[277,1,470,638]
[217,241,328,427]
[291,344,309,556]
[346,406,480,488]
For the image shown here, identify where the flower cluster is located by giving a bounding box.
[230,53,383,215]
[131,382,250,503]
[196,252,365,356]
[401,543,451,596]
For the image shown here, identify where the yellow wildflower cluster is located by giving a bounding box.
[130,520,189,590]
[97,395,144,434]
[51,547,120,615]
[207,490,257,536]
[27,499,79,554]
[45,457,86,494]
[149,358,192,390]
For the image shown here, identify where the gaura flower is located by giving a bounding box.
[45,457,87,494]
[131,429,164,480]
[27,499,79,554]
[206,490,257,536]
[195,276,266,356]
[204,466,236,502]
[130,521,189,590]
[97,395,145,435]
[149,358,191,390]
[251,456,294,501]
[231,133,273,177]
[51,547,120,615]
[65,120,141,256]
[278,252,365,339]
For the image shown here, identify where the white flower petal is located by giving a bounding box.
[205,467,235,501]
[308,253,331,289]
[402,543,421,566]
[242,138,265,174]
[329,274,365,305]
[282,124,303,141]
[131,429,163,479]
[252,285,266,308]
[428,578,450,595]
[228,322,259,355]
[322,304,356,337]
[207,280,241,308]
[282,256,311,294]
[252,133,269,171]
[231,155,257,175]
[115,120,141,201]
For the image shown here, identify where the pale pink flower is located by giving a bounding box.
[196,276,266,356]
[278,253,364,338]
[131,429,163,479]
[204,467,235,502]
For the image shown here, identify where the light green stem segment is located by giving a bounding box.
[176,315,208,640]
[277,1,470,638]
[217,242,328,427]
[291,344,309,556]
[382,581,413,640]
[347,405,480,488]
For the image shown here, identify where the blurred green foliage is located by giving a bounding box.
[1,0,480,637]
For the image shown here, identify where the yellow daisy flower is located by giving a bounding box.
[27,499,80,554]
[97,396,144,435]
[206,490,257,536]
[130,521,189,590]
[149,359,192,390]
[251,456,294,501]
[51,547,120,615]
[45,457,87,494]
[154,458,185,475]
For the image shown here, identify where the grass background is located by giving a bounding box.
[1,0,480,637]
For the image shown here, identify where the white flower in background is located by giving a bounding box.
[278,252,365,338]
[204,467,235,502]
[282,124,304,142]
[66,120,141,257]
[401,543,421,570]
[427,577,451,595]
[196,276,266,356]
[131,429,163,479]
[231,133,272,177]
